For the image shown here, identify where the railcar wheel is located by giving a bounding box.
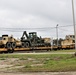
[8,49,14,53]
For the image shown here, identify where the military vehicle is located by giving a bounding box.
[21,31,51,48]
[0,35,16,49]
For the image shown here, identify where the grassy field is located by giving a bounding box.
[0,53,76,72]
[51,49,76,52]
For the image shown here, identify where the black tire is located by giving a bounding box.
[22,42,26,48]
[11,42,16,48]
[22,42,30,48]
[25,42,30,48]
[6,42,11,48]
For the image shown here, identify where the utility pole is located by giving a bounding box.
[56,24,58,46]
[72,0,76,49]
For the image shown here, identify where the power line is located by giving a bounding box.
[0,24,74,29]
[0,24,74,32]
[61,24,76,27]
[58,28,73,32]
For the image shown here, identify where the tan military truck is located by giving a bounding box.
[0,35,16,49]
[0,35,23,53]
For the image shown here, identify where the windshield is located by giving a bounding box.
[29,32,37,38]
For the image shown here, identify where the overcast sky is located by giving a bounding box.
[0,0,76,39]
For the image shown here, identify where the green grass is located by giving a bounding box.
[43,56,76,72]
[51,49,76,52]
[16,54,76,72]
[0,53,76,72]
[0,58,6,60]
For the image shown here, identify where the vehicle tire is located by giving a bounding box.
[21,42,26,48]
[25,42,30,48]
[22,42,30,48]
[6,42,11,48]
[11,42,16,48]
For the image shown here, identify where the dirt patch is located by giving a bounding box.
[0,57,44,72]
[0,65,12,68]
[31,64,43,67]
[0,54,76,72]
[0,58,23,72]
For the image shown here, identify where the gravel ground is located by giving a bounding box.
[0,72,76,75]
